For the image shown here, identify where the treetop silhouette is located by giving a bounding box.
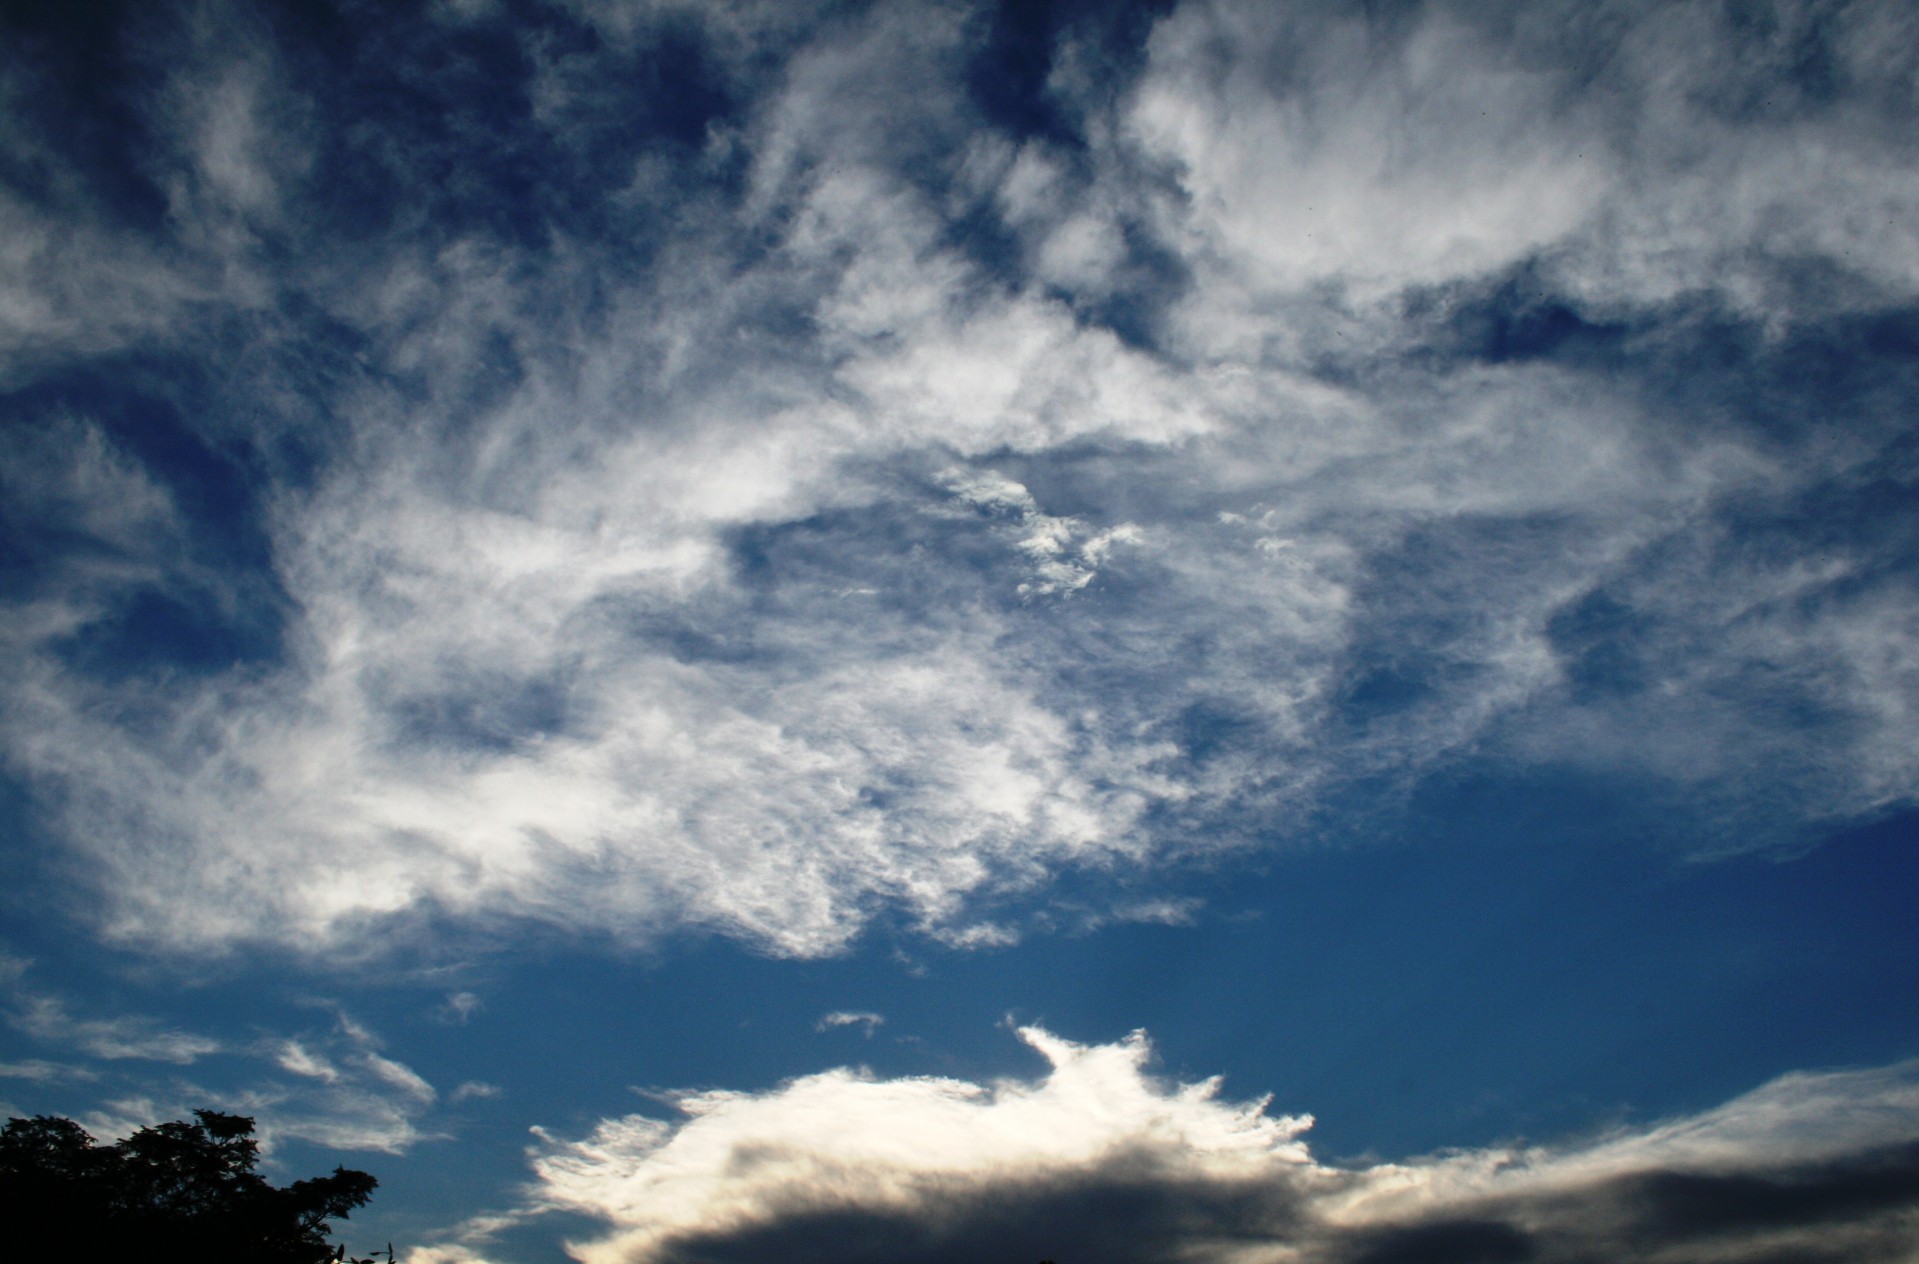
[0,1108,377,1263]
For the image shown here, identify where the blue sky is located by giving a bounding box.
[3,1,1919,1261]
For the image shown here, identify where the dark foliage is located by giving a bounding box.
[0,1108,376,1263]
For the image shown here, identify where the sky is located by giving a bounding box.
[2,0,1919,1260]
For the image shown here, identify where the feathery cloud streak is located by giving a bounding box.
[0,956,450,1155]
[2,0,1916,958]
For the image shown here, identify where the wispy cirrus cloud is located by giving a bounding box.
[433,992,483,1026]
[0,957,446,1155]
[8,996,220,1065]
[451,1026,1919,1264]
[813,1010,884,1037]
[0,1059,96,1083]
[231,1012,444,1155]
[0,0,1915,967]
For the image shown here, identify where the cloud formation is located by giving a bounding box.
[2,0,1916,960]
[1,960,447,1155]
[814,1010,884,1036]
[482,1027,1919,1264]
[7,995,219,1066]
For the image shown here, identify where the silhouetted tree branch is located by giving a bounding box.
[0,1109,378,1263]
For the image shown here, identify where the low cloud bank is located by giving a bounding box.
[475,1028,1919,1264]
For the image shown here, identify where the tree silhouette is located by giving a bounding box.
[0,1109,377,1263]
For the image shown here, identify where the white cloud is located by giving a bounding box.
[443,1027,1919,1264]
[10,996,221,1065]
[1310,1058,1919,1231]
[813,1011,883,1036]
[362,1051,438,1105]
[1097,897,1203,930]
[1122,0,1919,324]
[0,2,300,378]
[219,1014,442,1155]
[0,418,177,559]
[1,0,1916,964]
[436,992,484,1025]
[943,468,1144,598]
[77,1096,173,1142]
[0,1059,96,1083]
[154,19,305,228]
[1,975,443,1157]
[233,1082,439,1157]
[273,1040,343,1083]
[1129,2,1610,299]
[402,1246,513,1264]
[0,966,215,1091]
[523,1026,1311,1264]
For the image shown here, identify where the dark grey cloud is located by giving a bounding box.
[637,1145,1919,1264]
[1332,1142,1919,1264]
[653,1162,1306,1264]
